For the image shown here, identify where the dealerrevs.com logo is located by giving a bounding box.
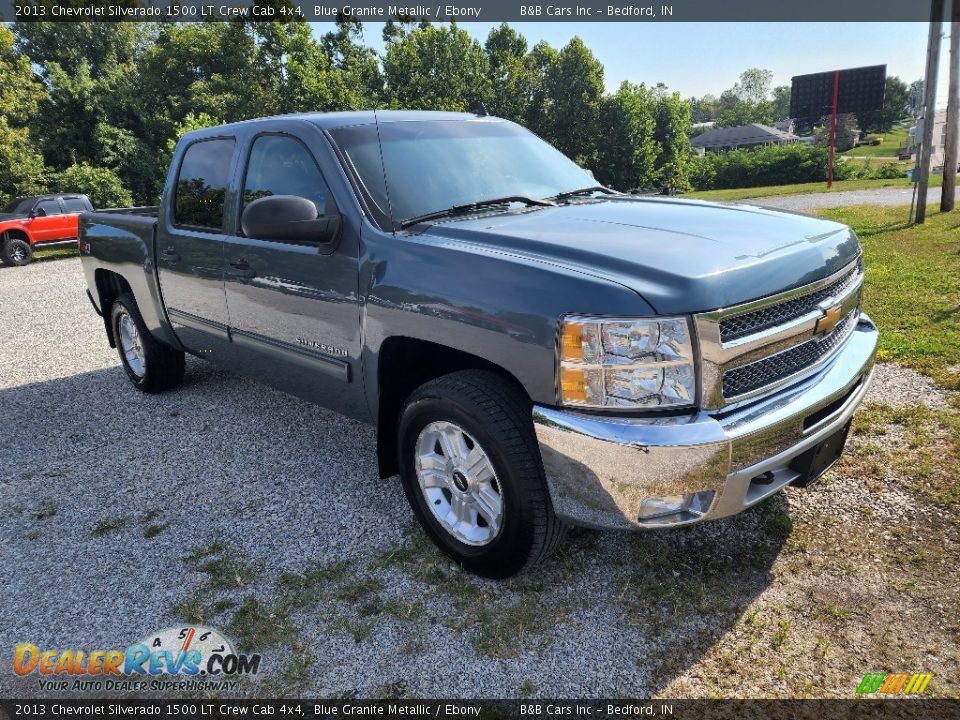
[13,626,261,692]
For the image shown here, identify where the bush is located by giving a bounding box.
[51,163,132,209]
[873,162,905,179]
[834,159,906,181]
[689,143,829,190]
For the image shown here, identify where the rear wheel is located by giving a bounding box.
[1,235,32,266]
[397,370,565,578]
[110,293,185,393]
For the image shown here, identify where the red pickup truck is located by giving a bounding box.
[0,194,94,266]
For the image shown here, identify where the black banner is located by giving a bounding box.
[1,700,958,720]
[0,0,949,23]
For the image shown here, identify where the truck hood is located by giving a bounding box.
[0,213,26,223]
[422,196,861,314]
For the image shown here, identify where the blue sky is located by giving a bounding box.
[312,22,939,101]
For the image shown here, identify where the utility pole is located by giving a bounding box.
[942,0,960,212]
[917,0,945,223]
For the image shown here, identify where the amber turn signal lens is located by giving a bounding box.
[560,323,585,362]
[560,366,587,403]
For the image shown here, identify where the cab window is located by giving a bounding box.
[63,198,89,213]
[34,200,61,217]
[174,138,235,231]
[242,135,330,221]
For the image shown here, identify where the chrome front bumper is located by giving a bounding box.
[533,314,879,530]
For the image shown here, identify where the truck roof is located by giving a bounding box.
[184,110,505,138]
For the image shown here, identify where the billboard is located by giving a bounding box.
[790,64,887,120]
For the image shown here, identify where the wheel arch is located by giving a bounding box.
[94,269,134,348]
[2,227,31,244]
[374,336,530,479]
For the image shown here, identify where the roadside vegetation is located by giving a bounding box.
[816,205,960,391]
[687,176,925,201]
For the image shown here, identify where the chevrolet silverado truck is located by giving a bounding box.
[79,111,878,577]
[0,194,94,266]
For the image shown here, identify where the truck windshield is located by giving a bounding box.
[330,120,595,228]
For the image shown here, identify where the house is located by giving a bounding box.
[690,123,801,151]
[909,110,952,168]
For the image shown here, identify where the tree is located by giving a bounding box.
[908,79,924,117]
[817,113,858,152]
[689,94,718,123]
[0,119,47,204]
[716,90,773,127]
[484,24,534,124]
[0,25,47,204]
[524,40,558,137]
[653,87,692,191]
[857,76,910,133]
[319,17,383,106]
[13,22,150,200]
[736,68,774,105]
[383,23,491,111]
[596,82,659,191]
[714,68,775,127]
[542,37,604,167]
[52,163,132,208]
[772,85,791,122]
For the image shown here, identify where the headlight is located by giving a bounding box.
[558,316,696,409]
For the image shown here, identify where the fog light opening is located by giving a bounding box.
[638,490,715,522]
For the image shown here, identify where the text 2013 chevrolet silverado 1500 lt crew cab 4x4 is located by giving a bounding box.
[1,194,94,266]
[79,111,878,578]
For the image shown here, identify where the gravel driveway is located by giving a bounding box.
[750,185,936,212]
[2,258,957,699]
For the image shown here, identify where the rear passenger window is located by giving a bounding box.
[242,135,330,218]
[63,198,88,212]
[175,138,235,231]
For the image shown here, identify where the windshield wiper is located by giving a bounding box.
[553,185,617,201]
[399,195,556,229]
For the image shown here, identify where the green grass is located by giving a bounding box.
[32,246,79,262]
[841,125,910,159]
[686,175,933,202]
[814,205,960,390]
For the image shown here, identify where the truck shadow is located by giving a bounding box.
[0,361,787,697]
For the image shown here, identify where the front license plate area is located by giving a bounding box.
[789,420,852,488]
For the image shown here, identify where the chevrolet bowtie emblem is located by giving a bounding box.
[815,304,843,335]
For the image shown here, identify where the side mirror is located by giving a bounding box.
[241,195,340,248]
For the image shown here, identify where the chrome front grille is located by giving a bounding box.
[722,312,857,397]
[695,257,864,409]
[719,261,862,342]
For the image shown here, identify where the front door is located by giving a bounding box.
[156,136,236,357]
[222,130,362,417]
[30,199,70,242]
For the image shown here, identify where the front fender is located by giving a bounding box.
[0,221,33,243]
[359,228,655,417]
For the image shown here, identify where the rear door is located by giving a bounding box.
[156,136,236,357]
[222,126,363,416]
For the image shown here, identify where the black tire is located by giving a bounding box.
[1,235,33,266]
[110,293,185,393]
[397,370,565,578]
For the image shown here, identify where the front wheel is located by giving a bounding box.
[397,370,565,578]
[110,293,185,393]
[0,235,33,266]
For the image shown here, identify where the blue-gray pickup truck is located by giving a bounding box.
[79,110,878,577]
